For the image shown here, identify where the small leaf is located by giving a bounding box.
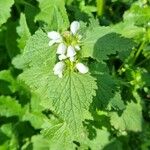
[0,0,14,27]
[35,0,69,31]
[13,29,97,138]
[17,13,31,51]
[0,96,23,118]
[81,23,135,61]
[110,101,142,132]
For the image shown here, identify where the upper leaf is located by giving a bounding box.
[17,13,31,51]
[35,0,69,31]
[123,2,150,26]
[13,29,97,138]
[42,121,75,150]
[0,0,14,27]
[109,101,142,132]
[81,26,135,61]
[0,96,23,118]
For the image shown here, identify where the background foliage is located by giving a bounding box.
[0,0,150,149]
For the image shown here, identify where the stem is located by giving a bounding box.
[96,0,105,16]
[133,40,146,64]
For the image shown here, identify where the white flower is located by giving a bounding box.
[70,21,80,35]
[57,43,67,55]
[47,31,62,46]
[69,56,75,62]
[74,45,80,51]
[76,63,89,74]
[53,61,65,78]
[58,54,67,60]
[67,46,76,57]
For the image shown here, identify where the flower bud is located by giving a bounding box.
[70,21,80,35]
[69,56,75,62]
[58,54,67,60]
[57,43,67,55]
[53,61,65,78]
[76,63,89,74]
[67,46,76,57]
[48,31,62,40]
[75,45,80,51]
[48,40,56,46]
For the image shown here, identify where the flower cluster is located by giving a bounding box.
[47,21,89,78]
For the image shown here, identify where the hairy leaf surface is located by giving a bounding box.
[0,0,14,27]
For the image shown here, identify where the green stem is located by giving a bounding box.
[96,0,105,16]
[133,40,146,64]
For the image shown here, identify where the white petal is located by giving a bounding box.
[76,63,89,74]
[75,45,80,51]
[78,35,82,40]
[70,56,75,62]
[58,72,63,78]
[48,40,56,46]
[57,43,67,54]
[47,31,62,40]
[70,21,80,35]
[58,54,67,60]
[53,61,65,77]
[67,46,76,57]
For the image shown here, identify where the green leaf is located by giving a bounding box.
[87,129,111,150]
[109,101,142,132]
[35,0,69,30]
[93,33,134,61]
[12,29,55,69]
[31,135,50,150]
[21,67,97,136]
[81,26,134,61]
[0,124,18,150]
[0,0,14,27]
[13,30,97,138]
[81,26,111,59]
[22,111,46,129]
[90,62,116,109]
[0,96,23,118]
[112,21,145,41]
[5,21,20,58]
[17,13,31,51]
[123,2,150,26]
[42,121,75,150]
[107,92,125,111]
[0,70,18,95]
[103,139,123,150]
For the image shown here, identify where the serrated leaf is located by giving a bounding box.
[21,67,97,136]
[5,21,20,58]
[23,111,46,129]
[42,121,75,150]
[89,61,123,110]
[112,21,145,41]
[35,0,69,30]
[107,92,125,111]
[0,70,18,94]
[0,124,18,150]
[81,26,111,59]
[12,29,55,69]
[86,129,111,150]
[123,2,150,25]
[13,29,97,138]
[92,33,134,61]
[0,0,14,27]
[110,101,142,132]
[81,26,134,61]
[93,73,118,109]
[17,13,31,51]
[31,135,50,150]
[0,96,23,118]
